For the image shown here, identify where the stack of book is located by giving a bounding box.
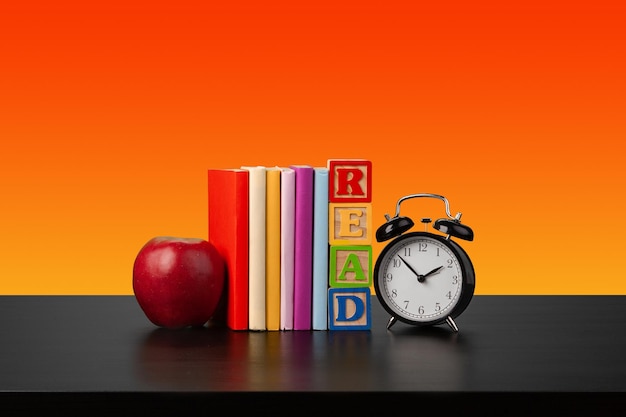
[207,159,372,331]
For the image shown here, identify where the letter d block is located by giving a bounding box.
[328,287,372,330]
[330,245,372,288]
[328,159,372,203]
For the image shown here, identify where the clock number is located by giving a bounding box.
[435,302,441,312]
[404,247,411,257]
[404,300,410,309]
[436,247,440,257]
[418,243,427,252]
[446,291,452,300]
[391,289,398,298]
[385,272,393,282]
[447,259,454,268]
[452,275,458,285]
[392,259,401,268]
[418,305,424,314]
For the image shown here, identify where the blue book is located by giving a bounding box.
[312,167,329,330]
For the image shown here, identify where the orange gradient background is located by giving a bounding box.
[1,1,625,295]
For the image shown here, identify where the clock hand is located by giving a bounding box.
[397,255,420,278]
[422,265,444,280]
[398,256,431,283]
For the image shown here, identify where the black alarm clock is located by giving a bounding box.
[373,193,475,332]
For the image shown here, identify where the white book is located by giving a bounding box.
[241,166,267,331]
[279,167,295,330]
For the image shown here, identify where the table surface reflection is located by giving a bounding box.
[1,295,625,415]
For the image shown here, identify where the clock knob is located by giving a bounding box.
[375,216,415,242]
[434,219,474,241]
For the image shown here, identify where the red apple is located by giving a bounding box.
[133,236,225,329]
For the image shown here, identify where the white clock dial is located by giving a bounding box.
[378,235,463,323]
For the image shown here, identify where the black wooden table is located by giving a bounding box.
[1,295,625,416]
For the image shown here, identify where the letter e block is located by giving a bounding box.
[329,245,372,288]
[328,287,371,330]
[329,203,372,245]
[327,159,372,203]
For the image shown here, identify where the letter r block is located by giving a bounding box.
[327,159,372,203]
[328,287,372,330]
[329,245,372,288]
[329,203,372,245]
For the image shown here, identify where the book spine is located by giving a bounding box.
[312,167,329,330]
[290,165,314,330]
[207,169,249,330]
[242,166,267,331]
[265,168,281,331]
[280,168,295,330]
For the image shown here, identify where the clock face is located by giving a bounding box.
[375,233,465,324]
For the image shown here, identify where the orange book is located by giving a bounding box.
[208,169,249,331]
[265,167,281,331]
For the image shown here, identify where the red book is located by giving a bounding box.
[208,169,249,331]
[290,165,314,330]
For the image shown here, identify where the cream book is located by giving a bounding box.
[241,166,266,331]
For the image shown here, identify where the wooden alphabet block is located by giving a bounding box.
[328,203,372,245]
[327,159,372,203]
[328,287,372,330]
[329,245,372,288]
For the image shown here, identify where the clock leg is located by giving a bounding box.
[446,316,459,332]
[386,316,397,330]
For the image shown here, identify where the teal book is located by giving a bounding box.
[312,167,329,330]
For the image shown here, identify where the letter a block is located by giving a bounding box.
[328,159,372,203]
[328,287,372,330]
[329,245,372,288]
[328,203,372,245]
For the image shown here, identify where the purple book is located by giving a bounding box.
[290,165,314,330]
